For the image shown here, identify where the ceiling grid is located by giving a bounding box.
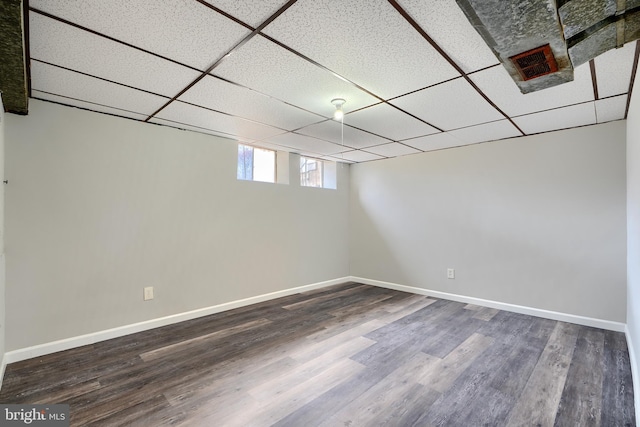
[20,0,640,162]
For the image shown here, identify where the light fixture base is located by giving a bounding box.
[331,98,346,108]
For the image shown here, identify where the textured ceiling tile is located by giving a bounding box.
[401,132,463,151]
[31,61,168,116]
[263,132,349,156]
[364,143,421,157]
[31,90,150,121]
[262,0,460,99]
[179,76,322,131]
[513,102,597,134]
[296,120,391,149]
[30,13,201,97]
[396,0,499,73]
[30,0,249,70]
[390,78,504,131]
[321,154,355,164]
[448,120,522,144]
[202,0,291,27]
[469,61,594,116]
[594,42,636,98]
[346,103,440,141]
[338,150,385,162]
[213,36,379,117]
[595,95,627,123]
[150,118,249,142]
[156,101,287,140]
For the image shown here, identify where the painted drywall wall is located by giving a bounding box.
[5,100,350,351]
[627,74,640,411]
[0,94,5,371]
[350,122,627,322]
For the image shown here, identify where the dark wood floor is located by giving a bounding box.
[0,282,635,426]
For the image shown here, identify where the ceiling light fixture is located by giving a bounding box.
[331,98,346,121]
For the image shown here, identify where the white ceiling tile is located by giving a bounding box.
[31,62,168,116]
[213,36,379,117]
[346,103,440,141]
[156,101,286,140]
[31,90,150,121]
[150,118,249,142]
[448,120,522,144]
[179,76,322,131]
[30,0,249,70]
[594,43,636,98]
[202,0,290,27]
[30,13,201,98]
[391,78,504,131]
[513,103,597,134]
[321,154,355,164]
[297,120,391,149]
[396,0,499,73]
[263,132,348,156]
[338,151,385,163]
[364,143,421,157]
[401,132,464,151]
[262,0,460,99]
[470,62,595,116]
[595,95,627,123]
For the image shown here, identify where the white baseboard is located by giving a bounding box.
[625,325,640,423]
[0,353,5,391]
[350,276,626,332]
[3,275,627,366]
[4,277,350,365]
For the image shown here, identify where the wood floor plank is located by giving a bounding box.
[554,327,605,427]
[0,283,634,426]
[505,322,580,427]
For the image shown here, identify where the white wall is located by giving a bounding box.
[627,73,640,415]
[351,122,627,322]
[0,95,6,375]
[5,100,350,351]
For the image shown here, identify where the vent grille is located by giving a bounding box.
[510,45,558,81]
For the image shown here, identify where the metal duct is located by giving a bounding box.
[456,0,640,93]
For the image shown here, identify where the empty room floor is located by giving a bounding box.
[0,282,635,426]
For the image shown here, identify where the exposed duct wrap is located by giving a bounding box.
[456,0,640,93]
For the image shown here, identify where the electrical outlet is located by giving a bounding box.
[447,268,455,279]
[143,286,154,301]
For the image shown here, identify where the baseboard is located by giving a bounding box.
[625,325,640,423]
[0,353,5,391]
[350,276,626,332]
[4,277,350,364]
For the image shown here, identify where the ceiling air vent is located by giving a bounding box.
[510,44,559,81]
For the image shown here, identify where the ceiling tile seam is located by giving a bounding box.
[31,91,152,119]
[466,63,502,76]
[143,0,299,122]
[510,98,622,119]
[28,8,203,74]
[175,100,292,132]
[258,33,445,132]
[589,60,599,100]
[150,116,252,140]
[268,129,369,151]
[625,41,640,118]
[396,117,517,140]
[386,0,526,137]
[522,122,605,139]
[31,58,171,100]
[24,0,32,98]
[192,0,254,31]
[592,100,600,123]
[288,119,395,145]
[206,74,328,120]
[384,76,464,103]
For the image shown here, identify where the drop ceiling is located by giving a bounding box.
[23,0,640,163]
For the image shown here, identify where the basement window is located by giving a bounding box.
[300,157,337,189]
[237,144,276,183]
